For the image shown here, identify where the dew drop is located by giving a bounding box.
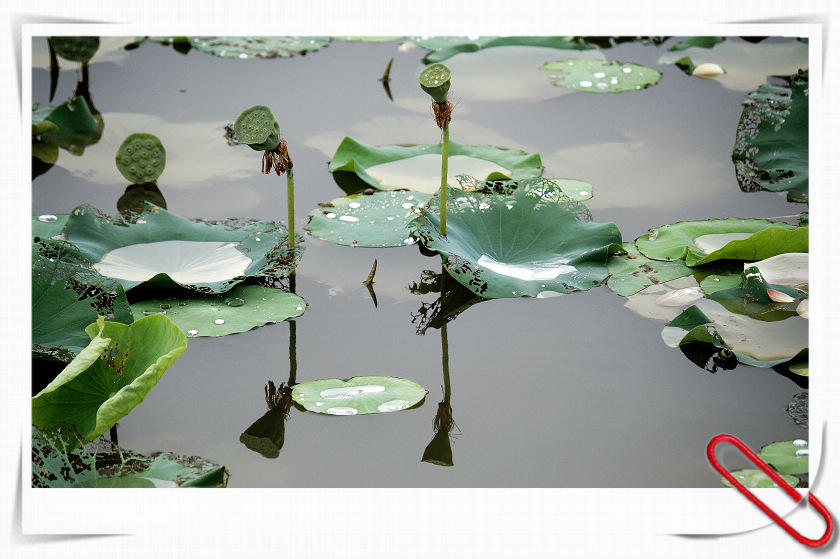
[339,215,360,222]
[795,449,810,456]
[377,399,410,412]
[348,202,362,209]
[159,303,171,310]
[214,318,225,325]
[187,329,198,336]
[579,80,593,87]
[315,401,324,406]
[225,297,245,307]
[579,191,589,196]
[143,310,166,316]
[622,67,633,73]
[326,406,358,416]
[254,237,261,242]
[593,72,606,78]
[402,203,414,209]
[325,213,337,219]
[596,82,609,90]
[792,439,808,447]
[386,216,395,221]
[38,214,58,222]
[296,306,304,311]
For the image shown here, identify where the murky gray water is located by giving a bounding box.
[31,36,808,487]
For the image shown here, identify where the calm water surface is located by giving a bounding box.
[31,36,808,487]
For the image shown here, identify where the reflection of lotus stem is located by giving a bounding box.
[265,380,294,419]
[287,167,295,250]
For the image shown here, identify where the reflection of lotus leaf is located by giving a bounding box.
[733,70,808,202]
[61,203,302,293]
[292,376,427,415]
[411,36,591,63]
[411,178,623,298]
[307,190,431,247]
[541,58,661,93]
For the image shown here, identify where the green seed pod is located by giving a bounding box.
[49,36,101,64]
[234,105,282,151]
[115,133,166,184]
[419,63,451,103]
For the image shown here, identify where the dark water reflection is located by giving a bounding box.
[31,36,808,487]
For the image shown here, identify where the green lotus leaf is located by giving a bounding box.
[32,240,134,363]
[49,36,100,64]
[329,137,543,195]
[130,285,305,337]
[606,242,696,297]
[662,297,808,369]
[721,469,799,489]
[115,133,166,184]
[758,440,809,475]
[707,266,804,306]
[669,36,726,51]
[787,392,808,429]
[307,190,431,247]
[733,70,808,202]
[411,178,623,299]
[621,277,706,324]
[541,58,661,93]
[32,314,187,446]
[32,213,69,241]
[411,36,591,63]
[61,203,302,293]
[292,376,427,415]
[636,217,805,267]
[33,96,98,139]
[32,427,226,487]
[187,36,331,59]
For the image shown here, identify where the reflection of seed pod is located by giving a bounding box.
[418,63,451,103]
[234,105,282,151]
[49,36,101,64]
[115,133,166,184]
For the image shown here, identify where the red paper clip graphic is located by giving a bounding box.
[707,434,834,547]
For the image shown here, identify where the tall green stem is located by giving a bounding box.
[287,167,295,250]
[440,125,449,236]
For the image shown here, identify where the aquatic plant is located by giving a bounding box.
[115,132,166,185]
[541,58,661,93]
[291,376,427,415]
[234,105,296,251]
[419,63,453,235]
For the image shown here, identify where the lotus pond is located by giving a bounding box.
[31,35,810,488]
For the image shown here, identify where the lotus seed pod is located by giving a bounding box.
[49,36,100,64]
[234,105,282,151]
[419,63,451,103]
[115,133,166,184]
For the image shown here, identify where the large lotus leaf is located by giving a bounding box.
[32,427,226,488]
[186,36,331,59]
[328,137,543,195]
[606,242,697,297]
[733,70,808,202]
[410,36,591,63]
[759,440,809,475]
[61,203,301,293]
[411,178,623,299]
[701,253,809,296]
[130,285,306,337]
[722,469,799,489]
[33,239,134,362]
[32,314,187,446]
[636,217,805,267]
[292,376,427,415]
[307,190,431,247]
[541,58,661,93]
[661,298,808,369]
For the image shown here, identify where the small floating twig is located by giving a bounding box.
[363,258,378,286]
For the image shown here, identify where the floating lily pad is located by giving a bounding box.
[32,315,187,446]
[307,190,431,247]
[411,178,623,299]
[606,242,697,297]
[410,36,591,63]
[662,297,808,369]
[541,58,661,93]
[130,285,306,337]
[637,217,805,267]
[759,440,809,475]
[733,70,808,202]
[707,266,804,307]
[328,137,543,194]
[61,203,301,293]
[32,240,134,363]
[32,427,227,488]
[292,376,427,415]
[669,37,726,51]
[186,36,331,59]
[621,276,706,323]
[722,469,799,489]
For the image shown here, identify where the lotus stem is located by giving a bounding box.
[440,123,449,236]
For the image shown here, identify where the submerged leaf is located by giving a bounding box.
[292,376,427,415]
[411,177,622,299]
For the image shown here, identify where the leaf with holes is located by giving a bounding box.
[31,314,187,446]
[410,177,623,299]
[292,376,427,415]
[61,202,302,293]
[328,137,543,195]
[307,190,431,247]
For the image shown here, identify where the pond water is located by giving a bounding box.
[31,36,809,487]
